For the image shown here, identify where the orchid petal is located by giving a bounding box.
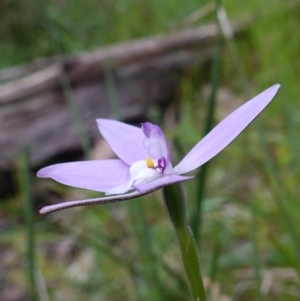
[40,190,148,214]
[173,84,280,175]
[97,119,148,165]
[141,122,172,173]
[40,175,191,214]
[40,174,193,215]
[105,161,161,195]
[133,174,194,193]
[37,160,128,192]
[133,168,162,186]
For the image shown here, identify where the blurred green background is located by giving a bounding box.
[1,0,300,300]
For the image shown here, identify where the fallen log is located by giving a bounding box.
[0,22,246,170]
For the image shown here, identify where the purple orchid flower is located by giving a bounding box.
[38,84,280,214]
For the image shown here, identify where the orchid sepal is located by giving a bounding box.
[39,175,192,214]
[37,84,280,214]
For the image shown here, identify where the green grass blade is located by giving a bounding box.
[209,222,222,282]
[250,199,264,301]
[60,71,91,157]
[21,146,37,301]
[104,68,122,120]
[192,3,221,244]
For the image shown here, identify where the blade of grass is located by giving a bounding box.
[282,95,300,174]
[191,0,221,244]
[60,71,91,158]
[104,67,122,120]
[250,199,264,301]
[35,265,51,301]
[21,145,37,301]
[209,222,222,282]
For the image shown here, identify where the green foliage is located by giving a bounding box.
[1,0,300,300]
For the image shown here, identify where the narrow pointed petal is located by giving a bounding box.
[39,179,165,214]
[37,160,129,192]
[174,84,280,175]
[40,175,193,214]
[40,190,146,214]
[97,119,148,165]
[133,174,194,193]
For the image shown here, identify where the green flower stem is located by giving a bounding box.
[162,184,206,301]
